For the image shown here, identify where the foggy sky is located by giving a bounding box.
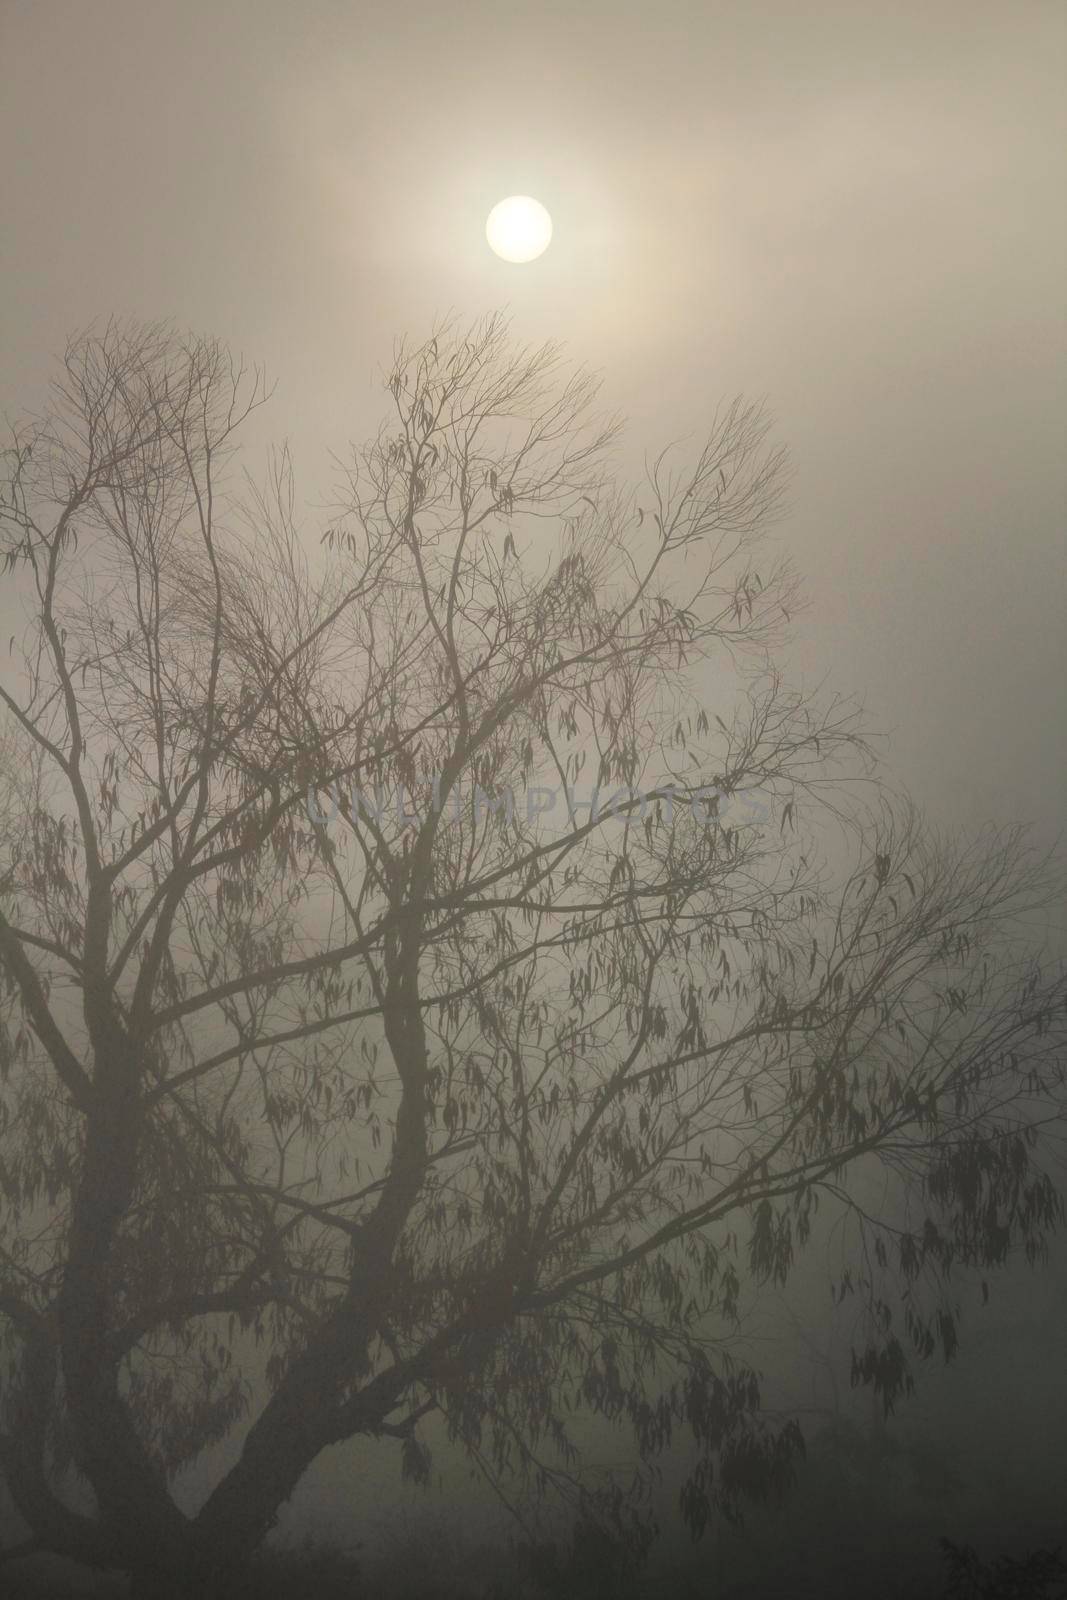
[1,7,1066,1582]
[1,0,1064,855]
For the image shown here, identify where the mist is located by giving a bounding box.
[1,5,1065,1599]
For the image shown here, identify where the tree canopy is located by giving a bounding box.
[0,316,1064,1595]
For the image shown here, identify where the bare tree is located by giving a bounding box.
[0,316,1063,1596]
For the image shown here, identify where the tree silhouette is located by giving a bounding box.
[0,316,1063,1596]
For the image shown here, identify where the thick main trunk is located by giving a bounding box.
[193,1302,375,1559]
[56,1013,194,1570]
[194,938,433,1557]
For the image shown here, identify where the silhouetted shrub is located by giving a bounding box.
[940,1538,1067,1600]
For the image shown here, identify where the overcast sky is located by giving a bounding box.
[2,0,1064,855]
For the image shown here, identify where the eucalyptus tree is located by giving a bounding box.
[0,317,1063,1595]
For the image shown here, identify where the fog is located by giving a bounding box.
[1,3,1065,1597]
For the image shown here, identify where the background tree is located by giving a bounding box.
[0,316,1063,1596]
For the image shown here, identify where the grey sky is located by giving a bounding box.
[2,0,1064,847]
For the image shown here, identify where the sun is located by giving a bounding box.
[486,196,553,263]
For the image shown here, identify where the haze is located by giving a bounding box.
[0,3,1064,1597]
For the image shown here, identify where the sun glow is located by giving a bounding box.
[485,195,553,263]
